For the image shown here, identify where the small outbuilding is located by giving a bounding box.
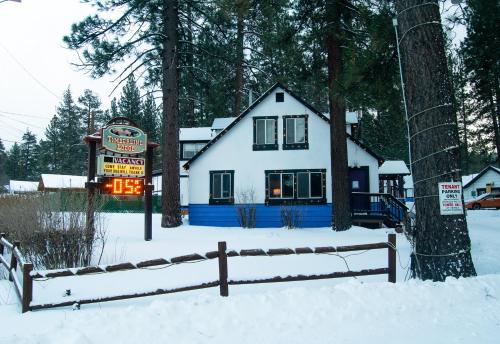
[8,180,39,194]
[378,160,410,199]
[38,174,87,192]
[462,165,500,201]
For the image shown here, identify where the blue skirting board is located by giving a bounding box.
[189,204,332,228]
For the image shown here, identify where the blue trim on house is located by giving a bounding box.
[189,203,332,228]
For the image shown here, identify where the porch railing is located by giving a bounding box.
[350,192,408,225]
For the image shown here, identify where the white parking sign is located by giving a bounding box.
[438,182,464,215]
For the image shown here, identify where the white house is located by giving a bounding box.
[462,165,500,201]
[182,83,382,227]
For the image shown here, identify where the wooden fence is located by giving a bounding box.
[0,233,33,313]
[0,233,396,313]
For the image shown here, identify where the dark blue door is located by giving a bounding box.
[349,167,370,212]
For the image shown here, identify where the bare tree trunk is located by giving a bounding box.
[493,79,500,162]
[161,0,182,227]
[395,0,475,280]
[234,1,245,115]
[326,0,351,231]
[186,2,196,127]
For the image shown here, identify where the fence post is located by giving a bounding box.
[218,241,229,297]
[9,241,20,282]
[388,234,396,283]
[22,263,33,313]
[0,233,5,256]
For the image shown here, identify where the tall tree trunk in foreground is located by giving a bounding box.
[161,0,182,227]
[395,0,475,280]
[327,0,351,231]
[234,1,245,116]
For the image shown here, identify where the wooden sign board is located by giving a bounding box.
[97,155,145,177]
[102,125,147,154]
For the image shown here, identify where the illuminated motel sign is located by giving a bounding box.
[85,117,158,241]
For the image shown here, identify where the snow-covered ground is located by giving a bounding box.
[1,210,499,343]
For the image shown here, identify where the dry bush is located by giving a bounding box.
[280,206,303,229]
[0,192,106,270]
[235,188,256,228]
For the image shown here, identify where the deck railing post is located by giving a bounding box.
[22,263,33,313]
[388,234,396,283]
[9,241,20,282]
[218,241,229,297]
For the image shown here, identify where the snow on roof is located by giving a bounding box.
[403,175,413,189]
[321,111,359,124]
[379,161,410,175]
[179,127,212,141]
[211,117,236,130]
[346,111,359,124]
[40,174,87,190]
[8,180,39,193]
[462,174,478,186]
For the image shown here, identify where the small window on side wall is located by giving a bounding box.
[209,170,234,204]
[283,115,308,150]
[275,92,284,102]
[253,116,278,151]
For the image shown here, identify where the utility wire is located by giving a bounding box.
[0,110,50,119]
[0,42,61,100]
[0,113,45,130]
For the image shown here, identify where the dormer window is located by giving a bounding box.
[253,116,278,151]
[283,115,308,150]
[181,142,206,160]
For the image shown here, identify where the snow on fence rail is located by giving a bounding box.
[0,233,396,313]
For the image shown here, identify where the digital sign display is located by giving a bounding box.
[101,177,144,196]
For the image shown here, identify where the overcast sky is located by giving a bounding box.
[0,0,466,151]
[0,0,116,149]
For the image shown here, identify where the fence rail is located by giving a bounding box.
[0,233,33,313]
[0,233,396,313]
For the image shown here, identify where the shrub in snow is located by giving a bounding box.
[236,188,256,228]
[0,192,107,270]
[280,206,303,229]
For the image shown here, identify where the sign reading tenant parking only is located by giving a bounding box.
[438,182,464,215]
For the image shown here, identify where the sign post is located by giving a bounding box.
[438,182,464,215]
[84,117,158,241]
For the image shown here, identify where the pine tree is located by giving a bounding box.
[0,138,8,190]
[57,88,86,175]
[142,93,160,144]
[110,98,119,119]
[78,89,104,133]
[19,130,39,181]
[461,0,500,163]
[5,143,22,180]
[394,0,476,280]
[118,75,143,127]
[39,116,63,173]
